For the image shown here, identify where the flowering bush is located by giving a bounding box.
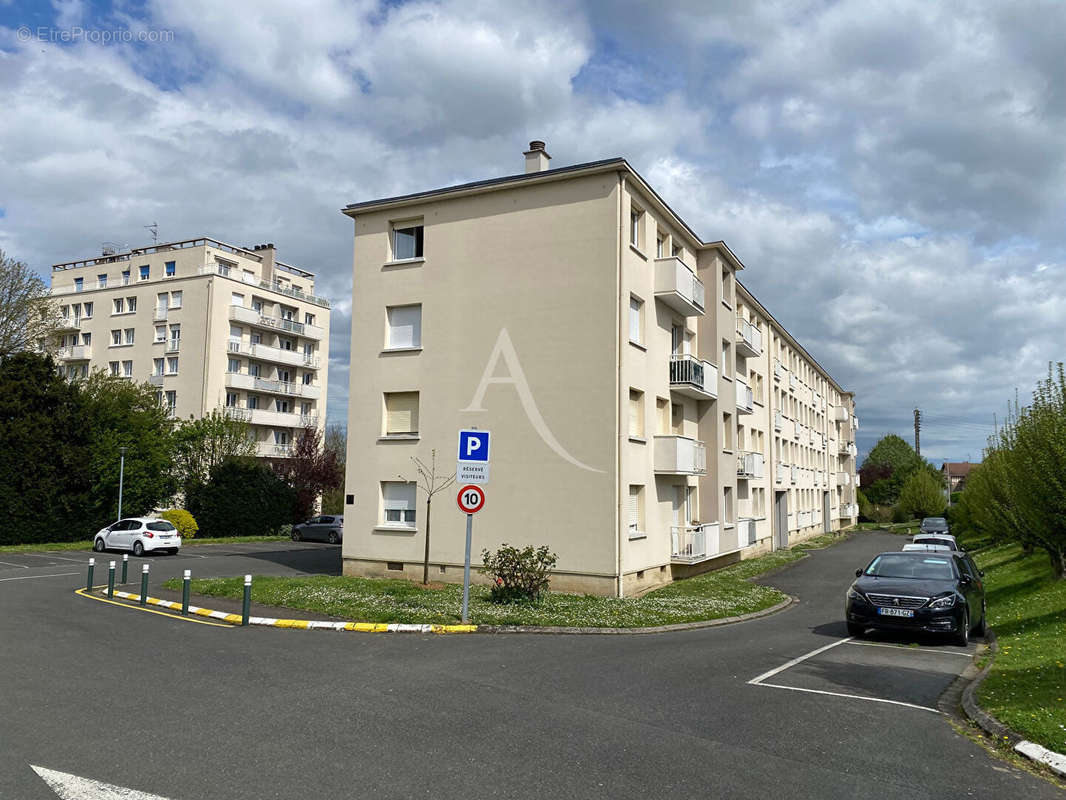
[160,508,198,539]
[480,544,557,605]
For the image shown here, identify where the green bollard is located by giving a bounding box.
[107,561,115,599]
[241,574,251,626]
[139,563,149,606]
[182,569,191,615]
[121,553,128,584]
[86,558,95,592]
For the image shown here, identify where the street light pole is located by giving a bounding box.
[117,446,127,521]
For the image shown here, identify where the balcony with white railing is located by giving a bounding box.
[257,442,294,458]
[668,354,717,400]
[671,523,720,564]
[789,373,800,391]
[738,518,757,547]
[834,405,850,422]
[774,360,787,382]
[735,317,763,358]
[164,339,181,353]
[735,378,754,414]
[228,305,324,340]
[56,317,83,332]
[737,451,765,479]
[774,410,785,431]
[149,374,165,386]
[837,471,851,486]
[791,465,798,484]
[797,510,813,528]
[228,339,321,369]
[259,280,331,309]
[224,406,317,429]
[654,257,705,317]
[776,462,787,484]
[793,419,802,440]
[653,435,707,475]
[225,372,322,399]
[56,345,91,360]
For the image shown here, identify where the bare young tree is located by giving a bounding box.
[405,450,456,585]
[0,250,60,359]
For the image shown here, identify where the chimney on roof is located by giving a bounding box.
[524,140,551,173]
[251,242,276,282]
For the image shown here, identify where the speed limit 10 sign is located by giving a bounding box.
[456,485,486,514]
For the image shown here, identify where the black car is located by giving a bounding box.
[845,550,986,645]
[919,517,950,535]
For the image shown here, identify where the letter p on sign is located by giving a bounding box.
[458,429,490,463]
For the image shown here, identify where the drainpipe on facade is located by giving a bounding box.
[616,172,626,599]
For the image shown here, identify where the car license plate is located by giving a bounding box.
[878,607,914,618]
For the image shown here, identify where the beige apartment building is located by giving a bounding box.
[50,238,330,456]
[342,143,857,596]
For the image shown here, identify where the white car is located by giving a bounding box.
[902,542,951,553]
[93,517,182,556]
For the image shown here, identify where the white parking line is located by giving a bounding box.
[845,640,974,658]
[752,681,940,714]
[0,560,30,568]
[748,637,853,685]
[0,572,80,583]
[18,553,91,564]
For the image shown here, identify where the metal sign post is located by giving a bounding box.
[456,484,486,624]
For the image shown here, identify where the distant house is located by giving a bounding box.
[941,462,977,492]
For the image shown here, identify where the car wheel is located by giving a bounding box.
[954,609,970,647]
[846,622,865,638]
[327,531,339,545]
[132,541,144,557]
[93,538,106,553]
[291,529,301,542]
[973,602,987,637]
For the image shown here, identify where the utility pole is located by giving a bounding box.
[913,408,921,457]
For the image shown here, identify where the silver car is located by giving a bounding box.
[291,515,343,544]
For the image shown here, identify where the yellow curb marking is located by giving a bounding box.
[74,588,233,628]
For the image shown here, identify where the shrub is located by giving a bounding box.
[897,469,947,519]
[891,505,910,524]
[187,458,296,538]
[480,544,558,605]
[160,509,198,539]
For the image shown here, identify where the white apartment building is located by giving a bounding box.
[50,238,330,457]
[341,143,857,596]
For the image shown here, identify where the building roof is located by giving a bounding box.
[941,462,978,476]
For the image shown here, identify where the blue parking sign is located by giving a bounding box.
[457,429,490,463]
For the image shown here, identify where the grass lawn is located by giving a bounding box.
[163,539,833,628]
[853,520,922,533]
[0,535,289,553]
[973,543,1066,754]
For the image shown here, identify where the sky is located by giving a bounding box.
[2,0,1064,466]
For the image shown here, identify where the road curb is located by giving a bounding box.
[87,587,798,636]
[961,629,1066,779]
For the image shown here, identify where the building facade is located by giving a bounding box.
[341,145,857,596]
[50,238,330,456]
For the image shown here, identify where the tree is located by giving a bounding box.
[859,434,932,505]
[404,450,456,585]
[187,458,296,538]
[172,410,257,498]
[80,370,178,519]
[321,424,347,514]
[276,426,343,523]
[0,250,61,359]
[0,352,92,544]
[897,470,946,519]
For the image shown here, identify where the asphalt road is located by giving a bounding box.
[0,532,1060,799]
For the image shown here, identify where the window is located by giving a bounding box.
[304,313,315,326]
[628,296,643,345]
[225,392,238,407]
[139,265,149,281]
[386,305,422,349]
[724,486,734,524]
[628,485,645,539]
[393,223,424,260]
[274,430,290,446]
[170,291,182,308]
[164,390,176,416]
[302,373,313,385]
[165,261,175,277]
[153,358,164,376]
[656,233,665,258]
[657,397,670,434]
[83,302,93,317]
[722,340,731,375]
[81,332,91,346]
[122,361,133,378]
[124,328,135,345]
[671,402,683,434]
[121,270,130,285]
[252,298,263,313]
[74,277,83,292]
[381,482,416,527]
[721,265,733,307]
[169,324,180,342]
[242,269,255,284]
[628,389,644,439]
[108,361,119,376]
[113,298,125,314]
[127,297,137,313]
[231,292,244,306]
[281,338,294,351]
[97,274,107,288]
[672,242,682,259]
[723,411,734,451]
[248,363,261,378]
[228,358,241,374]
[629,205,644,249]
[384,391,419,437]
[247,395,259,410]
[111,330,122,346]
[154,326,166,343]
[277,399,291,414]
[166,357,178,374]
